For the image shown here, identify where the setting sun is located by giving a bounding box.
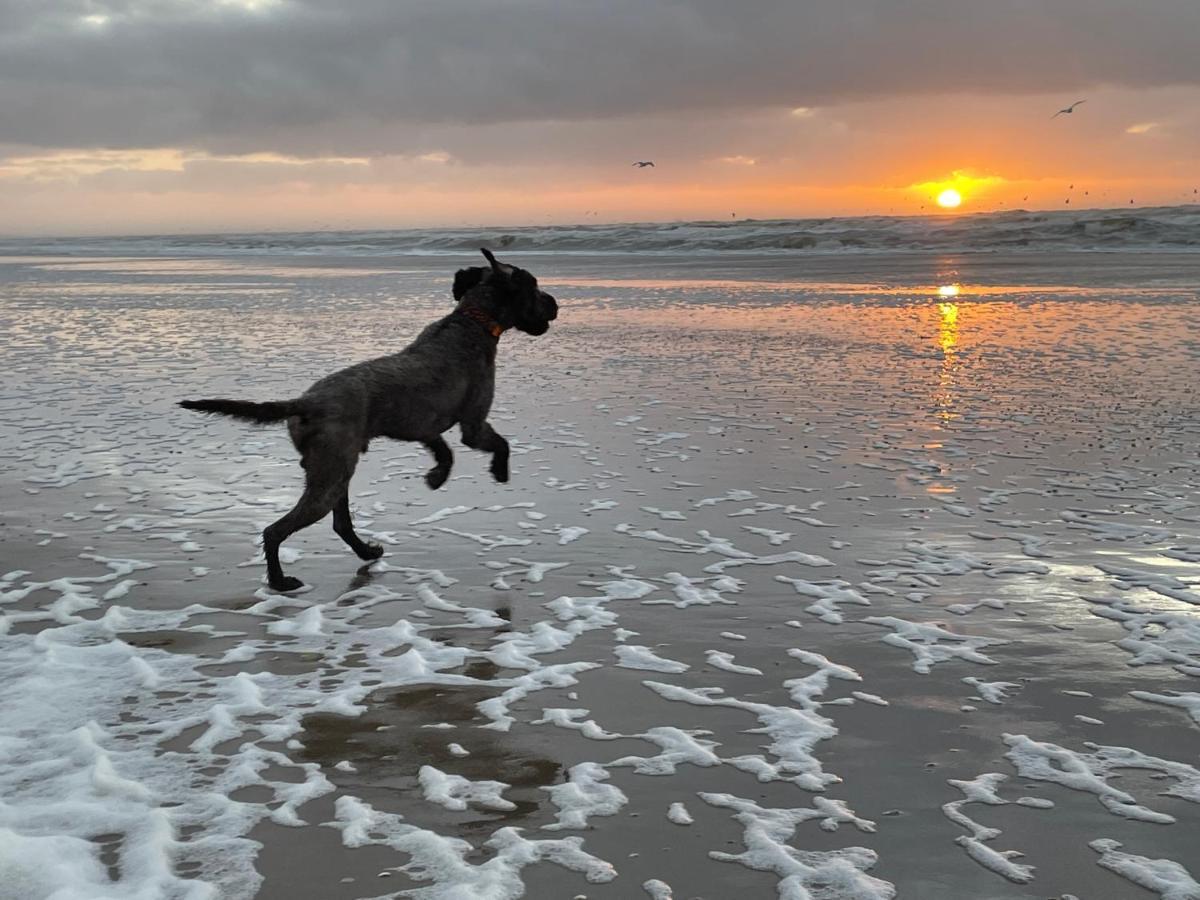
[936,188,962,209]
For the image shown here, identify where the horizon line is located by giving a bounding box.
[1,202,1196,242]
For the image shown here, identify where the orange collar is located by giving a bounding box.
[459,305,507,339]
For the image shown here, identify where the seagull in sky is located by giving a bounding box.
[1052,100,1086,119]
[632,161,655,167]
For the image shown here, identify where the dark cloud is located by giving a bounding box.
[2,0,1198,153]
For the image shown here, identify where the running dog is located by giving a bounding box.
[180,249,558,591]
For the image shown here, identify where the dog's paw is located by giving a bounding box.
[425,467,449,490]
[270,575,306,592]
[357,542,385,561]
[490,461,510,483]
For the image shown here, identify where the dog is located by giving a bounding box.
[180,248,558,592]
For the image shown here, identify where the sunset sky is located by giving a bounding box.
[2,1,1198,235]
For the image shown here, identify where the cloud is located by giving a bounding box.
[0,148,372,184]
[2,1,1198,153]
[1125,122,1160,134]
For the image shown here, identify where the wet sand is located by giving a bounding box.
[2,250,1199,899]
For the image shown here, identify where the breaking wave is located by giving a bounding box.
[7,205,1200,257]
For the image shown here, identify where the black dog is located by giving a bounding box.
[180,249,558,591]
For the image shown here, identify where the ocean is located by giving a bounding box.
[4,203,1200,258]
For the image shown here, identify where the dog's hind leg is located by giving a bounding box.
[263,447,355,591]
[423,436,453,489]
[461,420,510,483]
[263,493,336,592]
[332,493,384,561]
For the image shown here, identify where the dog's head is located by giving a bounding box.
[453,248,558,336]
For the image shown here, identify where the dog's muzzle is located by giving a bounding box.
[540,291,558,321]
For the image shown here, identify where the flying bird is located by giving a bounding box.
[1052,100,1086,119]
[632,161,655,168]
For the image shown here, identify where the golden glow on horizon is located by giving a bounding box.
[937,284,960,297]
[2,148,1194,236]
[937,188,962,209]
[903,170,1007,212]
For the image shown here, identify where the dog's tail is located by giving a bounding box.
[178,398,302,424]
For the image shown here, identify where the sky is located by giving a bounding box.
[1,0,1198,235]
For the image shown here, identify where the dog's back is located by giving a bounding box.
[304,326,485,448]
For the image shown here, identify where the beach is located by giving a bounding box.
[2,223,1199,899]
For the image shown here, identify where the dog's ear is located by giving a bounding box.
[453,267,486,302]
[480,247,514,281]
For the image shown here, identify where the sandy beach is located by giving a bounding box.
[2,240,1199,900]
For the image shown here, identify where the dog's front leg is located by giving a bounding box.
[423,436,453,489]
[461,420,510,483]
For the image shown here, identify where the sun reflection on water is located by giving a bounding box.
[927,296,963,495]
[937,301,959,353]
[934,299,960,426]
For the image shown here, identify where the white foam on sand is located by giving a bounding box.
[615,644,691,673]
[667,801,694,825]
[0,630,283,897]
[643,650,859,792]
[1003,734,1200,824]
[608,726,722,776]
[328,795,618,897]
[1086,596,1200,676]
[742,525,792,546]
[705,650,763,676]
[642,506,688,521]
[613,524,832,573]
[418,765,516,812]
[2,551,651,897]
[550,525,590,545]
[1088,839,1200,900]
[541,762,628,830]
[492,557,570,584]
[776,577,872,624]
[963,676,1021,705]
[698,793,892,898]
[410,505,475,525]
[643,572,741,609]
[435,526,532,551]
[863,616,1006,673]
[941,773,1036,884]
[531,708,624,741]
